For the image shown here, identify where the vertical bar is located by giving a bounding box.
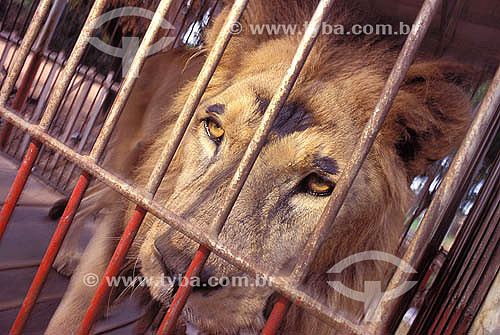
[289,0,442,284]
[37,0,108,131]
[260,0,441,331]
[0,140,41,239]
[2,1,110,332]
[77,206,147,335]
[374,64,500,326]
[89,0,175,161]
[157,245,211,334]
[0,0,52,106]
[209,0,337,237]
[83,0,250,330]
[261,296,291,335]
[158,0,335,333]
[142,0,248,194]
[9,172,90,335]
[77,0,203,331]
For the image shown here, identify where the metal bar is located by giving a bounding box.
[290,0,441,285]
[261,296,291,335]
[76,0,213,331]
[0,0,107,236]
[0,105,372,334]
[0,0,52,106]
[77,206,147,334]
[9,172,90,335]
[157,245,211,334]
[0,1,109,331]
[38,0,108,131]
[374,64,500,326]
[0,0,15,33]
[123,1,251,333]
[210,0,336,237]
[62,73,114,186]
[144,0,248,195]
[420,151,500,334]
[408,104,500,333]
[0,140,41,240]
[0,0,65,147]
[158,0,336,332]
[89,0,177,161]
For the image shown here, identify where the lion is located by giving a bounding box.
[46,0,473,334]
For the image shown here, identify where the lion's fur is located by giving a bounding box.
[48,1,473,334]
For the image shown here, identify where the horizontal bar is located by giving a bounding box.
[210,0,336,236]
[374,63,500,324]
[0,0,52,105]
[0,105,373,334]
[289,0,442,284]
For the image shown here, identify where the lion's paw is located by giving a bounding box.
[53,250,82,277]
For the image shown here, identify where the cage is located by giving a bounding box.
[0,0,499,334]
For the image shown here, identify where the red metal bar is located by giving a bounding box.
[77,205,147,335]
[0,54,43,147]
[261,295,292,335]
[0,140,41,240]
[157,245,211,335]
[9,171,90,335]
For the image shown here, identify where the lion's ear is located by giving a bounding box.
[386,61,475,179]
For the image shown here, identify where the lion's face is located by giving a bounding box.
[135,41,407,333]
[129,5,472,332]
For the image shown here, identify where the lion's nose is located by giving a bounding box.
[153,233,217,283]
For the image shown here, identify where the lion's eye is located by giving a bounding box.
[303,174,334,196]
[203,118,224,143]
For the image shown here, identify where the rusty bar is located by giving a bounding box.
[210,0,337,236]
[0,0,108,331]
[158,1,337,332]
[89,0,177,161]
[9,172,90,335]
[0,140,41,240]
[145,0,248,194]
[374,64,500,325]
[0,0,52,106]
[153,0,252,332]
[289,0,441,284]
[0,0,65,147]
[0,104,372,334]
[261,296,292,335]
[157,245,211,334]
[412,146,500,334]
[75,1,186,332]
[38,0,108,131]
